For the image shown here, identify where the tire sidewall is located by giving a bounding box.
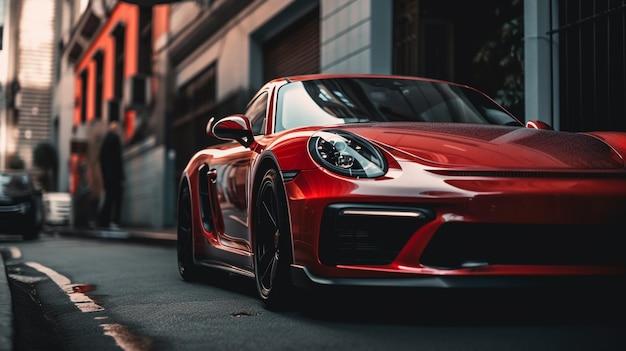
[253,168,293,308]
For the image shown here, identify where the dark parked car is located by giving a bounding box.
[177,74,626,309]
[0,171,44,239]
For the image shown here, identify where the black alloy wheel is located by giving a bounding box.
[254,168,294,310]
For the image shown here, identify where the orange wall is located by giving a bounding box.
[74,78,82,124]
[152,5,170,99]
[73,2,139,125]
[153,5,170,42]
[72,3,170,132]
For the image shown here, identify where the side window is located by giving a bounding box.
[245,92,268,135]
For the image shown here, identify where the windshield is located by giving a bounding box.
[0,173,30,194]
[275,77,521,132]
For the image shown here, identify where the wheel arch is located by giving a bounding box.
[177,173,192,221]
[249,152,295,264]
[176,171,202,280]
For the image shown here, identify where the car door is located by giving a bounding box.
[209,90,269,252]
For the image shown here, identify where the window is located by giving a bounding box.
[112,24,125,99]
[0,0,4,50]
[556,0,626,132]
[79,70,88,124]
[173,64,216,120]
[245,92,267,135]
[94,51,104,119]
[138,7,152,75]
[393,0,524,117]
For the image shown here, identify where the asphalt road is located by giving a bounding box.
[2,233,626,351]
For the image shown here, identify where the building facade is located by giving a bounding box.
[57,0,171,227]
[0,0,56,179]
[51,0,625,229]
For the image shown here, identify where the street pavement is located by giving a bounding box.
[0,247,12,351]
[0,225,176,351]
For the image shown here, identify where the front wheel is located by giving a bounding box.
[253,168,294,310]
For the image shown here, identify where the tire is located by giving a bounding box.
[177,183,202,281]
[23,209,40,240]
[253,168,294,310]
[22,228,39,241]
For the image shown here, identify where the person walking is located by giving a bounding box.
[99,120,125,229]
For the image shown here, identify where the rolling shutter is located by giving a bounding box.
[263,9,320,81]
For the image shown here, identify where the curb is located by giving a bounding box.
[0,249,13,351]
[0,226,176,350]
[51,226,177,244]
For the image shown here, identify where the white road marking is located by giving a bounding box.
[0,246,22,260]
[101,323,154,351]
[8,252,152,349]
[8,247,22,259]
[25,261,104,313]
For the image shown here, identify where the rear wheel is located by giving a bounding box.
[22,228,39,241]
[177,183,202,281]
[253,168,294,310]
[23,210,40,240]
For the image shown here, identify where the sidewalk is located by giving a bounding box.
[0,249,12,351]
[51,224,177,244]
[0,225,177,350]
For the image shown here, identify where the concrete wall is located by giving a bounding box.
[6,0,56,170]
[173,0,394,98]
[524,0,559,129]
[320,0,392,74]
[173,0,304,97]
[122,140,173,228]
[51,44,76,192]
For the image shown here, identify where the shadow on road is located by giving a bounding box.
[176,262,626,327]
[294,286,626,326]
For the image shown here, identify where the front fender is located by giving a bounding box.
[258,131,319,171]
[585,131,626,166]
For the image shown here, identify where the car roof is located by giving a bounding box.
[279,73,467,88]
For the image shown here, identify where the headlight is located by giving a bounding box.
[308,130,387,178]
[18,202,31,214]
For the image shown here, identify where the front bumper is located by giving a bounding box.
[286,165,626,280]
[0,210,36,234]
[290,265,626,290]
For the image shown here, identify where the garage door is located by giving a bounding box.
[263,9,320,81]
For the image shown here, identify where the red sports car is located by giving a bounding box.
[177,74,626,309]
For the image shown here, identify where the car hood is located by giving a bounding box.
[342,123,625,169]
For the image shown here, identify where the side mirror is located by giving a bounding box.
[207,114,255,148]
[526,120,553,130]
